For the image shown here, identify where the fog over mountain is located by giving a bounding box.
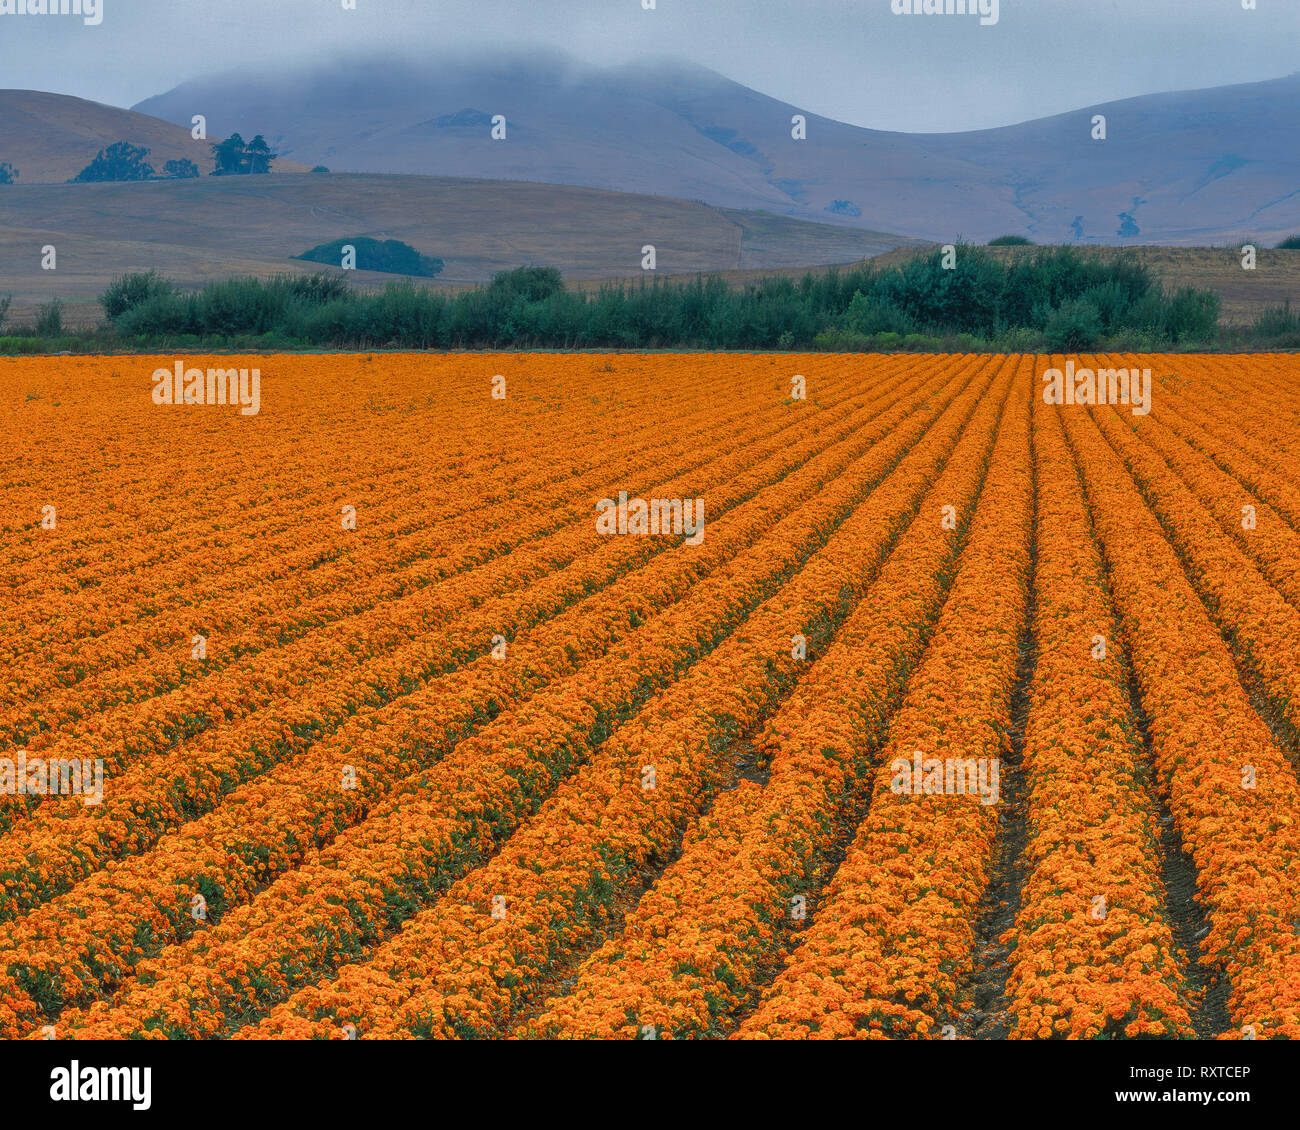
[131,51,1300,245]
[4,0,1297,133]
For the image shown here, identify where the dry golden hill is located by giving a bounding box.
[0,172,926,323]
[0,90,310,184]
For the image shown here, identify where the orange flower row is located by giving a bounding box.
[229,355,1002,1040]
[0,356,681,599]
[1151,360,1300,518]
[36,356,961,1038]
[1,361,795,738]
[1001,392,1193,1040]
[735,361,1034,1039]
[1088,384,1300,741]
[0,356,875,859]
[1,362,839,833]
[1057,371,1300,1038]
[1122,392,1300,609]
[523,358,1019,1039]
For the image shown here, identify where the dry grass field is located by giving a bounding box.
[0,173,926,327]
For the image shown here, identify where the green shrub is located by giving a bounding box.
[1253,301,1300,337]
[34,300,63,338]
[282,273,352,304]
[0,335,50,355]
[163,159,200,179]
[844,290,916,336]
[1160,287,1220,343]
[113,292,197,337]
[988,235,1035,246]
[101,270,178,321]
[900,333,941,351]
[997,326,1045,352]
[1043,298,1103,350]
[487,265,566,303]
[1275,235,1300,250]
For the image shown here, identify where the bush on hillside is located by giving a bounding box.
[295,236,443,278]
[163,159,200,179]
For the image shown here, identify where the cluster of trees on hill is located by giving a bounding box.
[62,133,276,183]
[0,161,17,184]
[90,248,1251,351]
[210,133,277,175]
[68,141,195,182]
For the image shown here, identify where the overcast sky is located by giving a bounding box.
[1,0,1296,132]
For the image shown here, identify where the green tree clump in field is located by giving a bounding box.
[988,235,1035,246]
[70,142,155,183]
[100,269,178,321]
[295,236,444,278]
[34,299,63,338]
[1276,235,1300,250]
[0,161,17,184]
[487,265,564,302]
[163,158,201,179]
[1253,300,1300,343]
[1043,297,1102,350]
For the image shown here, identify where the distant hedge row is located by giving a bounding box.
[89,247,1239,350]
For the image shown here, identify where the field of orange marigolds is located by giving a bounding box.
[2,351,1299,1042]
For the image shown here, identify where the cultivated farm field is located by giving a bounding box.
[2,352,1298,1040]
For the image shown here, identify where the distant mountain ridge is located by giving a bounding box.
[128,52,1300,245]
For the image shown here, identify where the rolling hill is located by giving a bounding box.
[131,52,1300,246]
[0,90,309,184]
[0,171,927,320]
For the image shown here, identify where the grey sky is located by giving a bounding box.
[1,0,1295,132]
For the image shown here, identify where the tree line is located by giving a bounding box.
[55,133,279,184]
[89,248,1250,351]
[5,248,1297,352]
